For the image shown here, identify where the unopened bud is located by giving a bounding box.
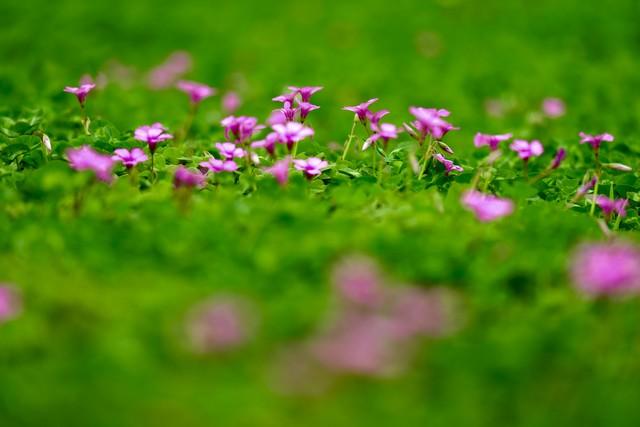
[604,162,632,172]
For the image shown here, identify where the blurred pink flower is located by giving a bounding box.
[148,51,192,89]
[67,145,115,183]
[510,139,544,160]
[579,132,614,150]
[64,83,95,106]
[409,107,458,141]
[332,255,384,308]
[363,122,399,150]
[177,80,216,104]
[215,142,246,160]
[251,132,279,156]
[551,148,567,169]
[173,166,206,188]
[112,148,148,169]
[288,85,323,102]
[461,190,514,222]
[571,242,640,297]
[596,196,628,218]
[0,285,21,323]
[433,153,463,175]
[222,91,242,114]
[293,157,328,179]
[343,98,379,124]
[199,158,238,174]
[474,133,512,151]
[264,157,291,186]
[542,98,566,118]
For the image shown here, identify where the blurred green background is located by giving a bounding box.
[1,0,640,426]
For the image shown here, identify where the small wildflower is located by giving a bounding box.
[64,83,95,106]
[177,80,216,104]
[251,132,279,156]
[134,123,173,153]
[409,107,458,141]
[575,177,598,199]
[571,242,640,297]
[363,122,400,150]
[173,166,206,188]
[579,132,614,150]
[542,98,566,118]
[288,86,323,102]
[461,190,514,222]
[148,51,192,89]
[551,148,567,169]
[199,157,238,174]
[293,157,329,179]
[596,196,628,218]
[215,142,246,160]
[222,91,241,114]
[474,133,512,151]
[297,101,320,121]
[510,139,544,160]
[220,116,264,143]
[112,148,148,169]
[272,122,315,150]
[264,157,291,186]
[67,146,115,183]
[433,153,463,175]
[343,98,379,124]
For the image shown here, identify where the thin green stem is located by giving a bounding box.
[341,116,358,161]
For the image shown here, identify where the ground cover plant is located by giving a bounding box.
[2,0,640,426]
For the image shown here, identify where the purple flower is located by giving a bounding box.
[0,285,21,323]
[177,80,216,104]
[461,190,514,222]
[570,242,640,297]
[186,297,254,353]
[596,196,628,218]
[542,98,566,118]
[147,51,192,89]
[293,157,329,179]
[67,145,115,183]
[297,101,320,121]
[510,139,544,160]
[264,157,291,186]
[473,133,512,151]
[222,91,241,114]
[220,116,264,143]
[288,86,323,102]
[199,157,238,174]
[363,123,400,150]
[368,109,389,126]
[576,177,598,199]
[64,83,95,106]
[272,122,315,150]
[251,132,279,156]
[433,153,463,175]
[112,148,148,169]
[343,98,379,123]
[134,123,173,153]
[551,148,567,169]
[215,142,246,160]
[332,256,384,308]
[267,110,287,126]
[409,107,458,141]
[579,132,614,150]
[273,91,297,105]
[174,166,206,188]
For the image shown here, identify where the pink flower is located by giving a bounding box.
[0,285,21,323]
[293,157,329,179]
[199,157,238,174]
[272,122,315,150]
[251,132,279,156]
[177,80,216,104]
[343,98,379,123]
[388,287,458,339]
[542,98,566,118]
[67,145,115,183]
[264,157,291,186]
[63,83,95,106]
[112,148,148,169]
[571,242,640,297]
[433,153,463,175]
[368,109,389,126]
[147,51,192,89]
[186,297,254,353]
[220,116,264,143]
[215,142,246,160]
[134,123,173,153]
[288,85,323,102]
[576,177,598,199]
[579,132,614,150]
[596,196,628,218]
[510,139,544,160]
[297,101,320,121]
[473,133,512,151]
[332,256,384,308]
[461,190,514,222]
[551,148,567,169]
[363,123,400,150]
[409,107,458,141]
[267,110,287,126]
[222,91,241,114]
[173,166,206,188]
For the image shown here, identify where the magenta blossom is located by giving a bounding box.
[542,98,566,118]
[510,139,543,160]
[264,156,291,186]
[0,285,21,323]
[267,110,287,126]
[186,297,254,353]
[64,83,96,106]
[112,148,148,169]
[596,196,628,218]
[272,122,315,150]
[288,86,323,102]
[199,157,238,174]
[174,166,206,188]
[571,242,640,297]
[579,132,614,150]
[273,91,297,105]
[222,91,241,114]
[363,123,400,150]
[368,109,389,126]
[474,133,512,151]
[134,123,173,153]
[215,142,246,160]
[461,190,514,222]
[332,256,384,309]
[433,153,463,175]
[551,147,567,169]
[293,157,329,179]
[297,101,320,121]
[576,177,598,199]
[148,51,192,89]
[67,146,115,183]
[177,80,216,104]
[251,132,279,156]
[220,116,264,143]
[409,107,458,141]
[343,98,379,123]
